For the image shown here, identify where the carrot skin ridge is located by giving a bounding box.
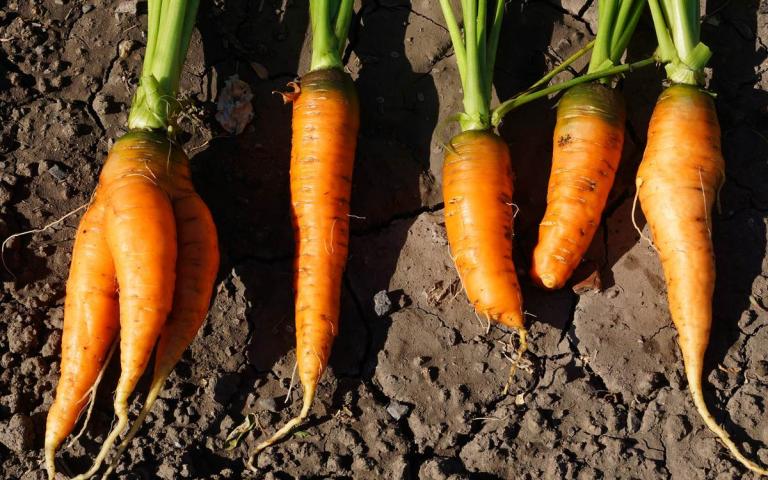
[531,82,626,290]
[443,130,524,330]
[638,85,768,475]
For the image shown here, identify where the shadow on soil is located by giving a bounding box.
[704,0,768,453]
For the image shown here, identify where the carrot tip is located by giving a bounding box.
[502,328,529,396]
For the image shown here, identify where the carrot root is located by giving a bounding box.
[638,84,767,475]
[502,328,528,396]
[246,386,316,472]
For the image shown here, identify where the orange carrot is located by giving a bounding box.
[531,83,625,289]
[637,84,767,475]
[100,152,220,478]
[44,199,120,478]
[247,67,359,464]
[443,130,524,332]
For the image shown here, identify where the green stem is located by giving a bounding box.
[485,0,505,107]
[528,40,595,91]
[438,0,467,88]
[609,0,645,61]
[310,0,343,71]
[647,0,677,63]
[128,0,200,133]
[460,0,489,131]
[492,56,657,126]
[588,0,618,74]
[333,0,355,55]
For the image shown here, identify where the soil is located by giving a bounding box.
[1,0,767,479]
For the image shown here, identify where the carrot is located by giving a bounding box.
[531,0,645,289]
[637,83,767,476]
[435,0,529,389]
[443,130,524,330]
[102,159,219,478]
[639,0,768,473]
[531,84,625,289]
[44,199,120,478]
[44,2,218,479]
[245,0,358,467]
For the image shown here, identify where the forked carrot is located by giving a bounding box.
[45,2,219,479]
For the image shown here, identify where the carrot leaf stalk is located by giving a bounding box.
[127,0,200,133]
[639,1,768,475]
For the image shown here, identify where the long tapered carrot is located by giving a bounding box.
[246,1,359,467]
[444,130,524,330]
[638,84,767,475]
[247,67,359,465]
[531,83,625,289]
[44,199,120,479]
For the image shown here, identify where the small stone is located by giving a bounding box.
[373,290,392,317]
[115,0,138,15]
[257,396,278,413]
[82,4,94,13]
[118,39,136,59]
[386,401,410,420]
[47,164,70,182]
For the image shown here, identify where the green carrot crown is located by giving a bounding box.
[648,0,711,85]
[128,0,200,133]
[309,0,355,72]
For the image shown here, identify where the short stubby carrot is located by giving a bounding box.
[638,84,767,475]
[443,130,524,330]
[250,67,359,457]
[531,82,625,289]
[44,199,120,477]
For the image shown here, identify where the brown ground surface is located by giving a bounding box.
[1,1,767,479]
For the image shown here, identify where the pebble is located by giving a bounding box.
[373,290,392,317]
[257,396,278,413]
[386,401,410,420]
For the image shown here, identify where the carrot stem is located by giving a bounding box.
[127,0,200,132]
[648,0,710,85]
[310,0,353,71]
[438,0,467,87]
[492,55,657,126]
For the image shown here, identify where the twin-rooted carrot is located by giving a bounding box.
[45,2,219,479]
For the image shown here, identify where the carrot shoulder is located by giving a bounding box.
[638,84,767,475]
[531,82,625,289]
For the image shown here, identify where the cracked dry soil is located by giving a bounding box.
[1,0,768,479]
